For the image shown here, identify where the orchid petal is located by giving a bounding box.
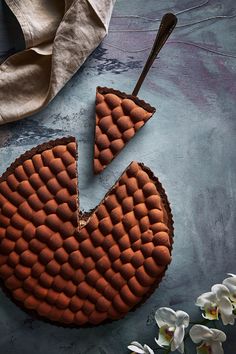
[155,307,177,328]
[196,292,217,308]
[218,296,234,325]
[143,344,155,354]
[189,325,214,343]
[223,276,236,303]
[128,343,154,354]
[210,341,224,354]
[171,325,185,352]
[212,284,230,300]
[177,341,185,354]
[209,329,226,343]
[176,310,190,328]
[223,275,236,287]
[190,325,226,352]
[128,341,145,354]
[226,291,236,304]
[129,341,143,348]
[127,346,144,353]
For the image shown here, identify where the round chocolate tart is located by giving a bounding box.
[0,137,173,325]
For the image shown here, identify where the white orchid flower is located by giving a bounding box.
[196,284,235,325]
[222,273,236,308]
[190,324,226,354]
[155,307,189,353]
[127,341,154,354]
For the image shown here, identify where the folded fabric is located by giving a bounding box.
[0,0,116,125]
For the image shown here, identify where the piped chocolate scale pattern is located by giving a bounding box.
[0,137,173,325]
[94,87,156,174]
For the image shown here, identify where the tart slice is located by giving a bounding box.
[93,13,177,174]
[94,87,156,174]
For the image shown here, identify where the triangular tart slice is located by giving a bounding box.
[94,87,156,174]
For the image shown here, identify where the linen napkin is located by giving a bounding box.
[0,0,116,125]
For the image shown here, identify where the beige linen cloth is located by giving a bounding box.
[0,0,116,125]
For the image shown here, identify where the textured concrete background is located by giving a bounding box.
[0,0,236,353]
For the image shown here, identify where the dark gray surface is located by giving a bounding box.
[0,0,236,353]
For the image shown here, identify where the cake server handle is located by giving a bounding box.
[132,13,177,96]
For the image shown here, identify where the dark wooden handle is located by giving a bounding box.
[132,13,177,96]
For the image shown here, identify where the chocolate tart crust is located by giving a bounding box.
[0,136,77,183]
[97,86,156,114]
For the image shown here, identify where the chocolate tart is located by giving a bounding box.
[94,87,156,174]
[0,137,173,325]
